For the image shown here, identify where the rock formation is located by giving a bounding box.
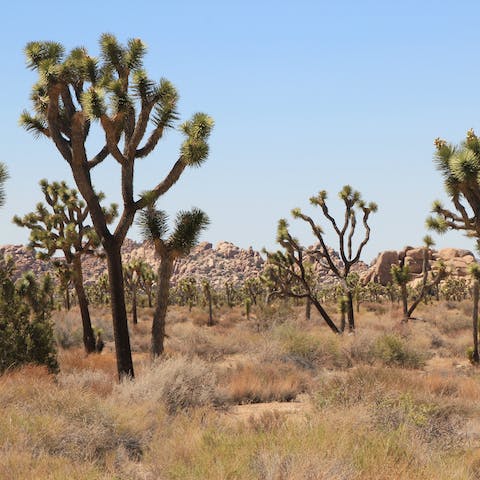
[363,246,477,285]
[1,240,476,290]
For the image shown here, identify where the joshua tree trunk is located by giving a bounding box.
[152,256,174,357]
[207,290,213,326]
[132,287,138,325]
[346,290,355,331]
[65,287,71,311]
[400,284,408,321]
[311,297,341,334]
[472,279,479,364]
[72,256,95,353]
[105,242,134,378]
[305,297,311,320]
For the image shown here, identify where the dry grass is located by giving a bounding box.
[4,301,480,479]
[220,361,311,404]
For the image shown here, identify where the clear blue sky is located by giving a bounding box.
[1,0,480,262]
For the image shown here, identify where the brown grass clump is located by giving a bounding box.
[114,355,217,415]
[58,348,118,376]
[221,361,311,404]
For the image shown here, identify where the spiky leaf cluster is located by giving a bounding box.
[429,130,480,244]
[137,204,209,258]
[13,180,116,261]
[0,162,8,207]
[0,258,58,374]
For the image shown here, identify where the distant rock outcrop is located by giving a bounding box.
[1,239,265,289]
[363,246,477,285]
[1,240,476,290]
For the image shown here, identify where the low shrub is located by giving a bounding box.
[372,334,426,369]
[115,355,217,415]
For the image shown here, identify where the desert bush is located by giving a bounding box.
[253,301,294,331]
[372,334,426,368]
[221,361,310,404]
[0,262,58,374]
[273,323,349,369]
[167,322,244,360]
[53,308,114,350]
[57,369,114,397]
[115,356,217,415]
[372,393,465,449]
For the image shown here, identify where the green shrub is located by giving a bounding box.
[372,334,426,369]
[0,258,58,373]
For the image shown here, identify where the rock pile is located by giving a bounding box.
[1,239,266,288]
[363,246,477,285]
[1,239,476,290]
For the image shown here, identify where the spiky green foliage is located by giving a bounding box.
[13,180,116,261]
[13,180,117,353]
[429,130,480,243]
[0,258,58,374]
[138,205,209,257]
[391,264,410,286]
[0,163,8,208]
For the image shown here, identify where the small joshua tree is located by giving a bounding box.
[202,279,214,326]
[14,180,117,353]
[265,186,376,332]
[138,262,156,308]
[137,204,209,356]
[123,258,149,324]
[391,236,446,322]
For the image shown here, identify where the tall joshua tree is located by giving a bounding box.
[138,205,209,356]
[21,35,213,377]
[427,130,480,361]
[14,179,117,353]
[265,186,376,332]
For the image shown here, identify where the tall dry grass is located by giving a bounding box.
[3,301,480,479]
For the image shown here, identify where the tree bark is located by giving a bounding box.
[346,290,355,331]
[472,279,479,364]
[401,284,408,321]
[132,287,138,325]
[310,296,341,333]
[207,289,214,326]
[72,256,95,353]
[305,297,311,321]
[152,256,174,357]
[65,286,71,311]
[104,242,134,378]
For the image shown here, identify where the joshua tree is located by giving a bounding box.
[202,279,214,326]
[264,186,376,332]
[138,262,156,308]
[427,131,480,242]
[0,163,8,208]
[469,264,480,364]
[123,258,149,325]
[21,35,213,378]
[427,130,480,355]
[177,277,198,310]
[390,236,447,321]
[138,205,209,356]
[14,180,116,353]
